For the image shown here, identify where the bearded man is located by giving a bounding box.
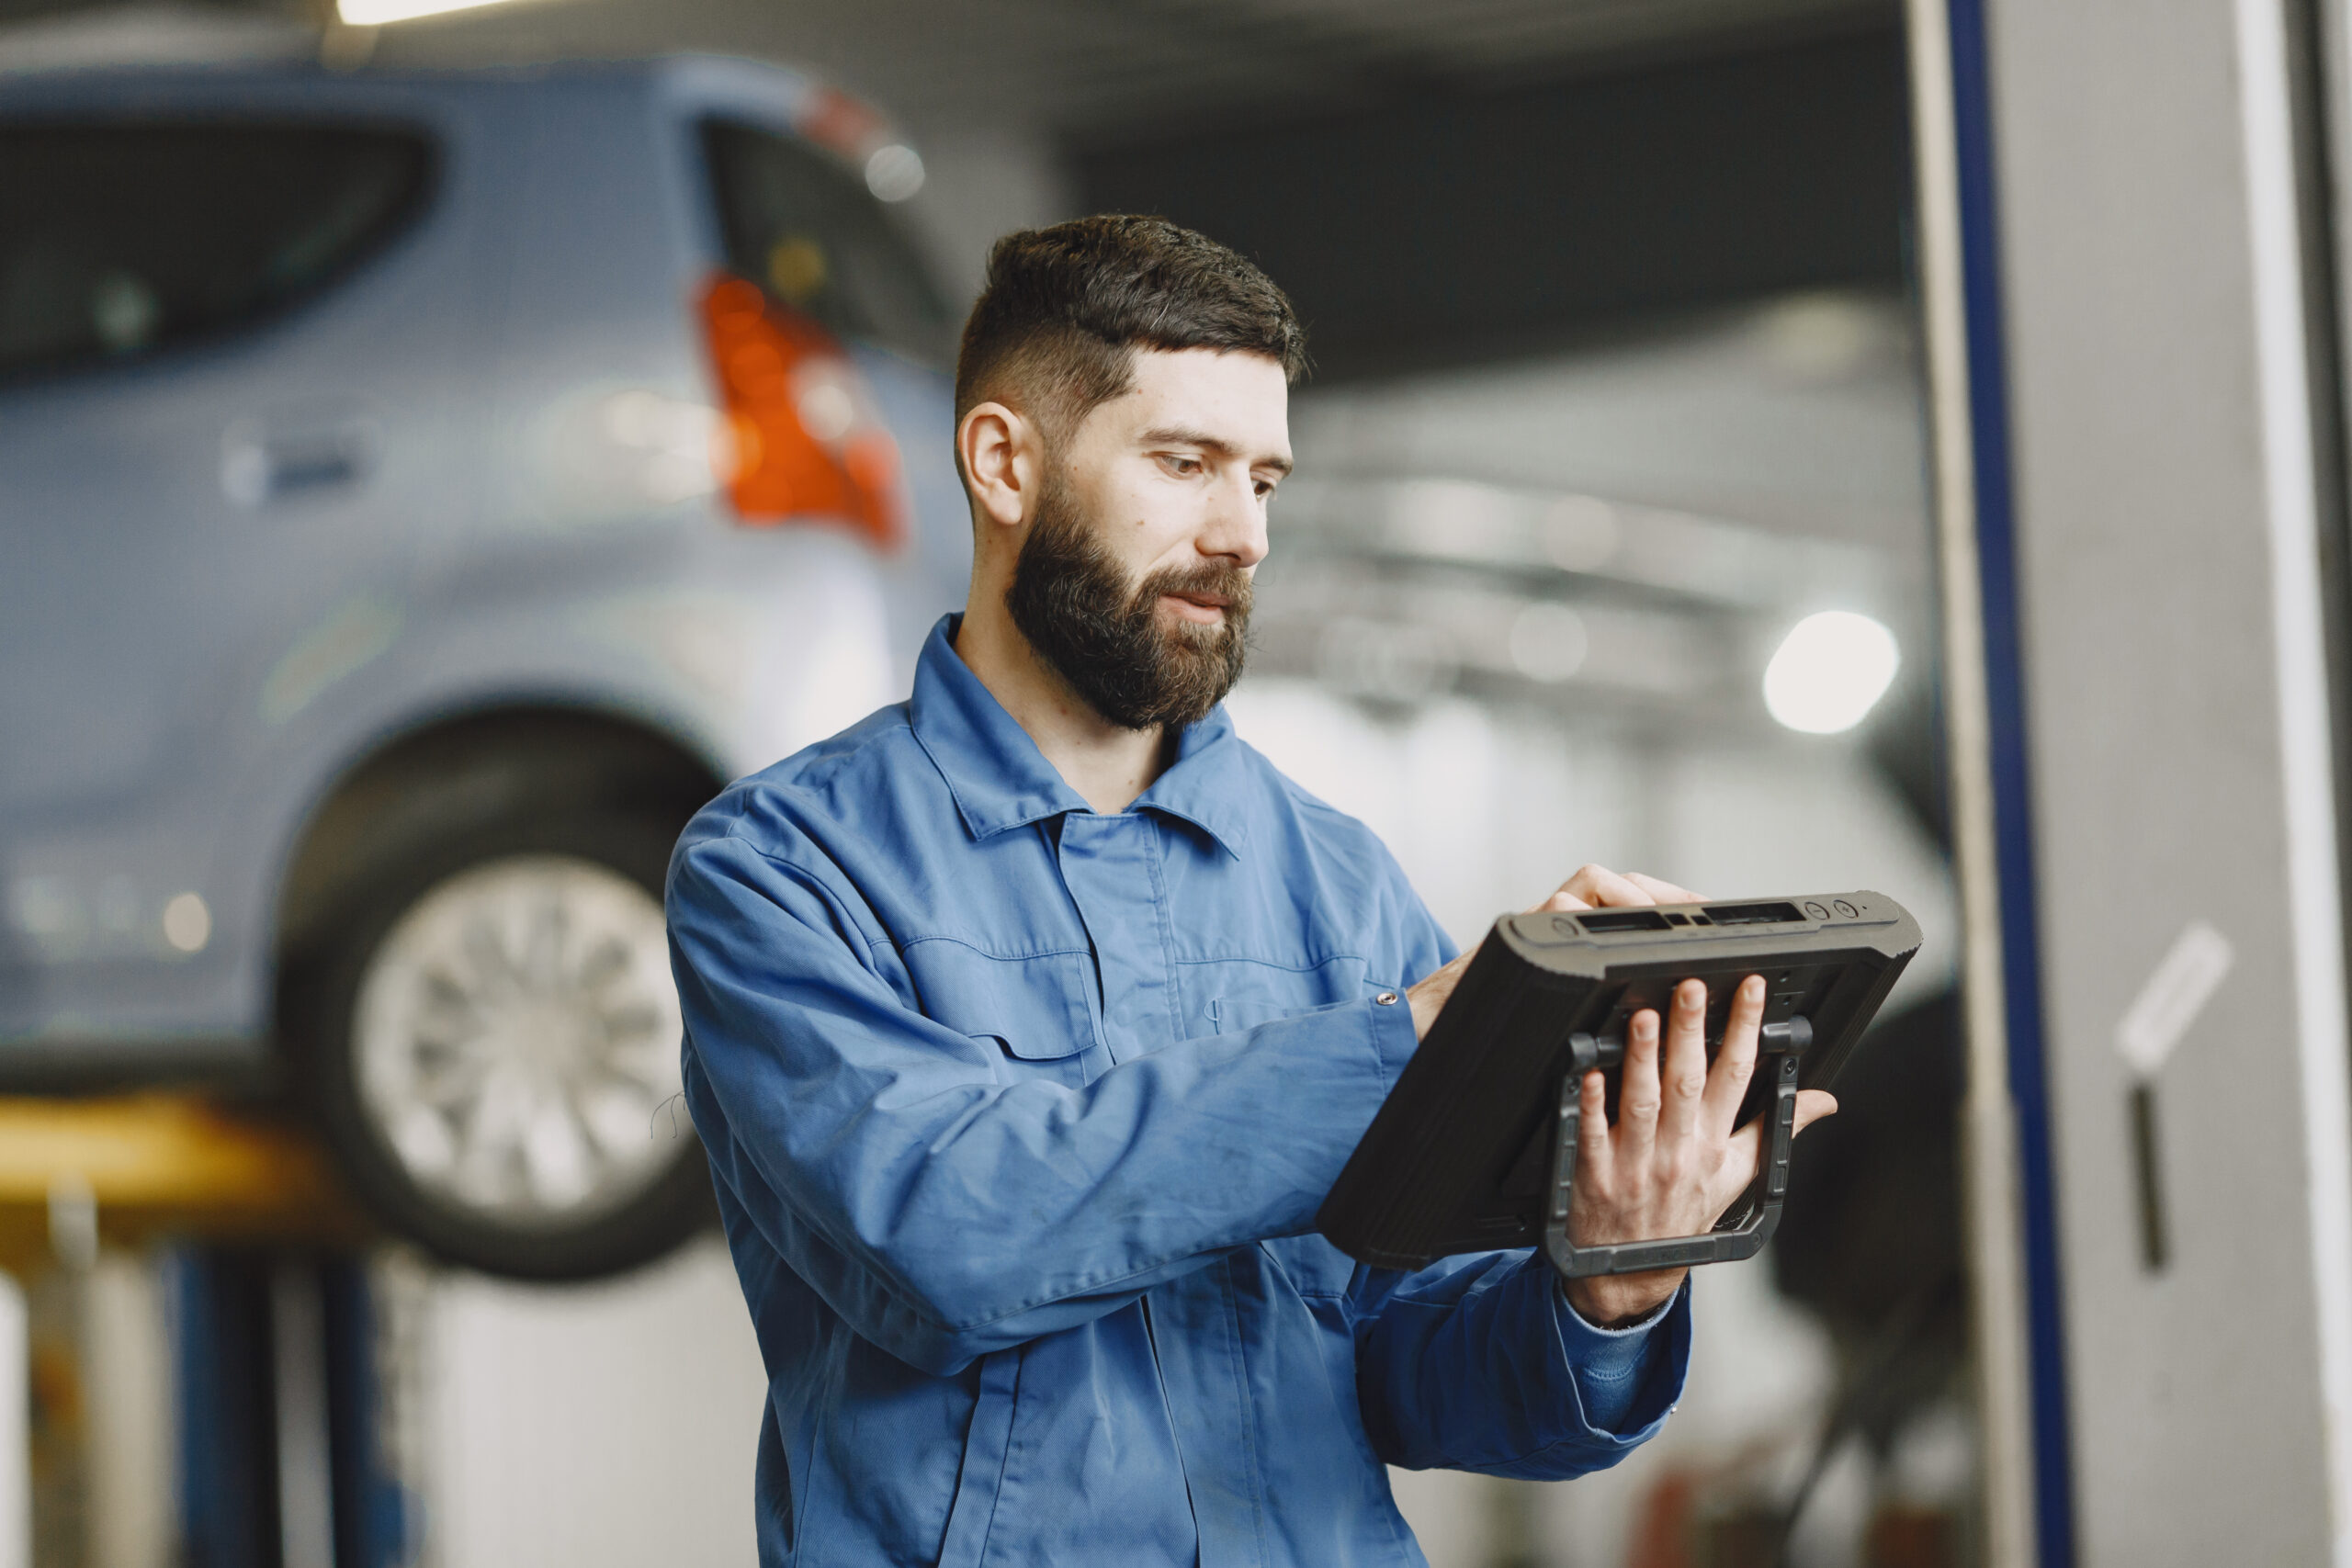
[667,216,1834,1568]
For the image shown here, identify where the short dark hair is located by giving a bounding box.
[954,215,1308,445]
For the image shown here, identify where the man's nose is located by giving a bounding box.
[1201,472,1270,569]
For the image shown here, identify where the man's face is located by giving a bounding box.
[1006,347,1293,730]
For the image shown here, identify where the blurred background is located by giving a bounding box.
[0,1,1975,1564]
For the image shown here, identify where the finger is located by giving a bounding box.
[1405,949,1476,1039]
[1577,1068,1611,1179]
[1707,1091,1840,1221]
[1534,888,1593,913]
[1701,975,1765,1139]
[1713,1121,1767,1218]
[1563,864,1655,908]
[1792,1089,1838,1135]
[1722,1091,1841,1164]
[1625,872,1704,906]
[1617,1005,1663,1162]
[1657,979,1712,1146]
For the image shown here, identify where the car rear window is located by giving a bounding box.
[701,118,953,366]
[0,121,434,379]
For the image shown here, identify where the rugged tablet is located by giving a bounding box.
[1317,891,1922,1279]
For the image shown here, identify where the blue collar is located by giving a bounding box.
[908,615,1251,859]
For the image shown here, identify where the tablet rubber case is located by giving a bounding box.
[1316,891,1922,1271]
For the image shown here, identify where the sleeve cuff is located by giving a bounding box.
[1559,1281,1678,1340]
[1548,1275,1692,1438]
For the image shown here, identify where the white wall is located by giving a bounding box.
[419,1239,766,1568]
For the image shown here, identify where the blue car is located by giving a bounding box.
[0,55,971,1277]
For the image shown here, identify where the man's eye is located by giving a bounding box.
[1159,454,1203,477]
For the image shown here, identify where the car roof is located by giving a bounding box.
[1,52,797,92]
[0,47,905,156]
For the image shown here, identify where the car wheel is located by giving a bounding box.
[297,812,709,1280]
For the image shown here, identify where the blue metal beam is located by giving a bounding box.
[1938,2,2079,1562]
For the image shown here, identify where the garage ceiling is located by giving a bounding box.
[397,0,1892,134]
[5,0,1892,137]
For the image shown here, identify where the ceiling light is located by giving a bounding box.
[864,144,925,202]
[1763,611,1899,734]
[337,0,516,26]
[1508,602,1588,682]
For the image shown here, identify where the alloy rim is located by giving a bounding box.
[352,854,686,1228]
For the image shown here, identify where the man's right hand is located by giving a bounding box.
[1404,864,1702,1040]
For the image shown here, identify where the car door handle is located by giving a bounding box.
[220,421,378,506]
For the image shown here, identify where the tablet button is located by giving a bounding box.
[1804,901,1830,920]
[1834,900,1860,918]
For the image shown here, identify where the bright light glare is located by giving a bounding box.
[163,892,211,953]
[1508,602,1587,682]
[865,144,926,202]
[337,0,514,26]
[1763,611,1900,734]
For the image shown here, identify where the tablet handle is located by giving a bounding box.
[1543,1016,1811,1279]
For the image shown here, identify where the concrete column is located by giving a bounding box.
[1983,0,2352,1561]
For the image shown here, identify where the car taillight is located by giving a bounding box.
[699,274,906,548]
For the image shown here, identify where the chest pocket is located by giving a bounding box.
[1260,1233,1362,1300]
[1184,954,1375,1038]
[901,940,1108,1089]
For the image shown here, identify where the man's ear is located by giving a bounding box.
[956,400,1037,532]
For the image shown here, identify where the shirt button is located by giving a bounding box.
[1375,991,1399,1006]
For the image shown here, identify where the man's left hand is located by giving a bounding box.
[1400,864,1838,1326]
[1563,971,1836,1326]
[1536,868,1838,1328]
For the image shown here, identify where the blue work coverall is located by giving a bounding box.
[667,615,1692,1567]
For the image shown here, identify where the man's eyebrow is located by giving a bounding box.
[1139,424,1295,476]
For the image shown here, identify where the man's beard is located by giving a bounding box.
[1005,473,1252,732]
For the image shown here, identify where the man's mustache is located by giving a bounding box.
[1131,563,1254,620]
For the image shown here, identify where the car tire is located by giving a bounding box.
[291,809,711,1280]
